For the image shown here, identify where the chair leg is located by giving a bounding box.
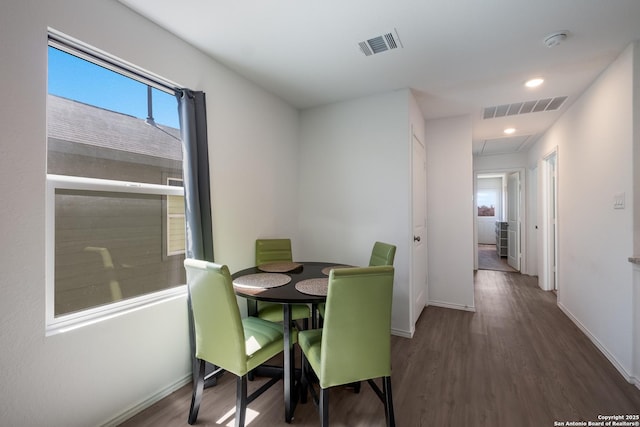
[383,376,395,427]
[320,388,329,427]
[300,353,308,404]
[235,375,248,427]
[188,359,206,425]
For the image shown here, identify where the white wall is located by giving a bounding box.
[474,151,528,171]
[633,40,640,387]
[298,89,415,335]
[209,70,300,273]
[634,40,640,258]
[528,43,636,380]
[0,0,299,425]
[425,116,475,311]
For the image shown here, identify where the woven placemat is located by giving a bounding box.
[295,278,329,296]
[233,273,291,289]
[321,265,353,276]
[257,261,302,273]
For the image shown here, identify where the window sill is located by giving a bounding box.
[46,285,187,337]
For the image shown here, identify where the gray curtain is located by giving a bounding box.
[176,89,217,385]
[177,89,214,262]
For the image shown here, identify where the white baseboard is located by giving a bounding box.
[428,300,476,312]
[392,327,413,338]
[100,373,192,427]
[557,302,635,384]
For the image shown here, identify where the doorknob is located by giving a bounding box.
[414,236,421,242]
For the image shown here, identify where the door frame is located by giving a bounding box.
[540,148,559,292]
[474,168,527,273]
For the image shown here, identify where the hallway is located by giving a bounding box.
[478,243,517,272]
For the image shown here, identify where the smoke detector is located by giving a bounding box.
[544,31,568,48]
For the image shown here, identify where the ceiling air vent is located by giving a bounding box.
[483,96,568,119]
[359,29,403,56]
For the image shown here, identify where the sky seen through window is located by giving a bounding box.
[48,46,180,129]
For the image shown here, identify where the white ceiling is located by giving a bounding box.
[118,0,640,156]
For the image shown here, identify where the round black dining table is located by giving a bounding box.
[232,261,336,303]
[231,261,346,423]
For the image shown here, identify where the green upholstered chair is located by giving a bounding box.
[255,238,294,265]
[299,266,396,427]
[255,238,310,324]
[369,241,397,267]
[184,259,292,427]
[318,241,396,319]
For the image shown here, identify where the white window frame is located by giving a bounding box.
[46,30,188,335]
[45,174,187,336]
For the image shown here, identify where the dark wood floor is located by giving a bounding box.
[478,244,517,272]
[119,271,640,426]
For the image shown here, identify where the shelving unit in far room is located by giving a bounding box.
[495,221,508,257]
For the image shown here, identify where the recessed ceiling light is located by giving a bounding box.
[525,78,544,88]
[504,128,516,135]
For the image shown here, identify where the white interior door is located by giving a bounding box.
[411,133,427,326]
[507,172,520,270]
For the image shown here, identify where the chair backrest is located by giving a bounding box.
[255,238,293,265]
[320,266,395,388]
[184,259,247,376]
[369,241,396,267]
